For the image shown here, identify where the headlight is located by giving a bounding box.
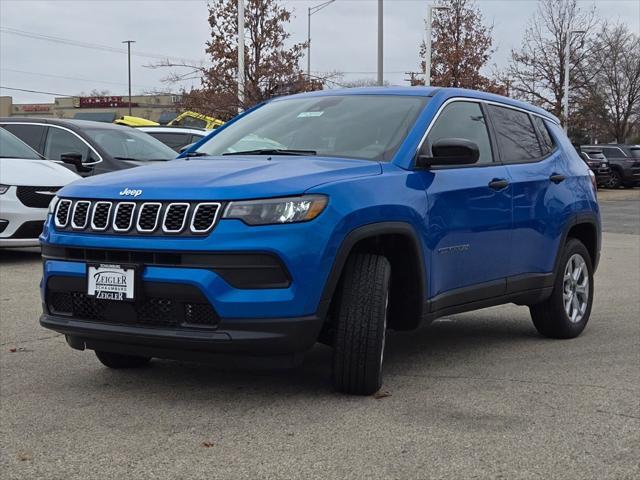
[48,196,60,214]
[223,195,328,225]
[0,184,9,195]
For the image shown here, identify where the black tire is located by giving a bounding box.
[607,169,622,189]
[332,253,391,395]
[95,351,151,369]
[529,238,593,339]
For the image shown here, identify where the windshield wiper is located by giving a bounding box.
[222,149,317,156]
[113,156,140,161]
[183,151,209,157]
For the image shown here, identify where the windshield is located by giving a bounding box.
[0,128,42,159]
[84,127,177,161]
[195,95,428,161]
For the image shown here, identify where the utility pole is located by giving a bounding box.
[562,29,586,133]
[238,0,245,113]
[307,0,336,83]
[424,4,450,87]
[377,0,383,86]
[122,40,135,116]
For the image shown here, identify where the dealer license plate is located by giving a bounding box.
[87,264,135,301]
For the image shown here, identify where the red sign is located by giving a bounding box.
[21,105,50,112]
[78,96,137,108]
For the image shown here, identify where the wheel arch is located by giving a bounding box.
[319,222,427,331]
[554,213,601,275]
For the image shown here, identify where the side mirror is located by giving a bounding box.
[415,138,480,168]
[60,152,92,173]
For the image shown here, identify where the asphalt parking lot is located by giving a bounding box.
[1,189,638,479]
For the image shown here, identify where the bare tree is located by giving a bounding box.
[508,0,598,122]
[417,0,503,93]
[583,24,640,142]
[151,0,322,120]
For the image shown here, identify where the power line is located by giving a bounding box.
[0,86,75,97]
[0,27,204,65]
[1,68,159,90]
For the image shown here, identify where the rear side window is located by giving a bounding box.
[426,101,494,164]
[2,124,46,152]
[532,116,555,155]
[601,147,626,158]
[488,105,542,162]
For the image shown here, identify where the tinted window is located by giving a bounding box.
[148,132,192,152]
[195,95,428,161]
[84,127,177,161]
[175,116,208,129]
[630,148,640,159]
[426,101,493,164]
[2,124,46,152]
[488,105,542,162]
[0,128,42,159]
[601,147,626,158]
[44,127,90,161]
[532,116,555,154]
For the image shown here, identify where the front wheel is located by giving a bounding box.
[332,254,391,395]
[529,238,593,339]
[607,170,622,189]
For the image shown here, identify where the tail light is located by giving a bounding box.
[588,170,597,195]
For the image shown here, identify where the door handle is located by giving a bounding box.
[488,178,509,190]
[549,173,566,184]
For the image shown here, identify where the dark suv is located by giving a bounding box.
[579,150,611,187]
[39,88,601,395]
[0,118,177,176]
[581,144,640,188]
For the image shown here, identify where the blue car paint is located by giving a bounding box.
[40,87,599,351]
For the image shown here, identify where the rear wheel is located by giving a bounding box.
[331,253,391,395]
[607,170,622,189]
[529,238,593,339]
[95,351,151,369]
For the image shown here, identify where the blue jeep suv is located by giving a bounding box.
[40,87,601,395]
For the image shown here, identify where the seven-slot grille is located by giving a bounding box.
[54,199,222,235]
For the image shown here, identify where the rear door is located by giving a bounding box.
[488,105,567,278]
[420,100,512,300]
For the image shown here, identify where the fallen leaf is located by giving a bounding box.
[9,347,17,353]
[201,441,214,448]
[373,390,392,399]
[17,451,32,461]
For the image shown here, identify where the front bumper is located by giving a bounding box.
[0,187,47,247]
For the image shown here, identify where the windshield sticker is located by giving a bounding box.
[297,111,324,118]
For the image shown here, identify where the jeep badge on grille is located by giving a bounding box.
[119,188,142,197]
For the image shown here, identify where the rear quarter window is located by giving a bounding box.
[2,124,46,152]
[532,116,555,155]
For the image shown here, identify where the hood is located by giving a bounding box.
[0,158,81,186]
[58,156,382,200]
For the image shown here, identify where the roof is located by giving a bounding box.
[0,117,129,130]
[137,126,208,135]
[272,86,560,124]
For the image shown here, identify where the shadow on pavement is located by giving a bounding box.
[0,248,41,264]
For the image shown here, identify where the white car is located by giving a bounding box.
[0,128,80,247]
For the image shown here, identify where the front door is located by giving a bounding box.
[418,100,512,300]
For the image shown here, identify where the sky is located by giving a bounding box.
[1,0,639,104]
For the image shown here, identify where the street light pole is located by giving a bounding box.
[424,5,450,87]
[377,0,383,86]
[122,40,135,116]
[238,0,245,113]
[307,0,336,83]
[562,29,586,133]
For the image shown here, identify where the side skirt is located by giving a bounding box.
[422,273,554,323]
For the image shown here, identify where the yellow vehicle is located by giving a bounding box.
[114,116,159,127]
[168,111,224,130]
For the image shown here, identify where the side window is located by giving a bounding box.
[149,132,191,152]
[602,147,625,159]
[43,127,90,161]
[2,124,46,152]
[426,101,493,164]
[488,105,542,162]
[532,116,555,155]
